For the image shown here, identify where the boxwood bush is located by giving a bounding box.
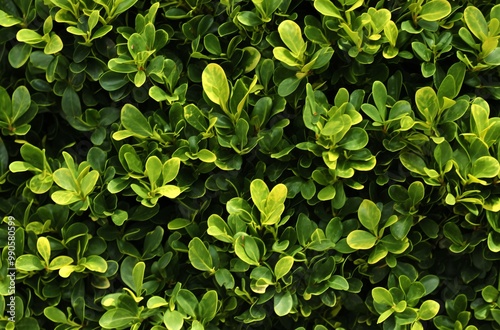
[1,0,500,329]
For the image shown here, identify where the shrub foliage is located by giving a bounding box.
[1,0,500,329]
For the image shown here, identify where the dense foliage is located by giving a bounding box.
[1,0,500,329]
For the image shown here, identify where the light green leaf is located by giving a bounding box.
[372,287,394,306]
[82,255,108,273]
[418,0,451,22]
[328,275,349,290]
[147,296,168,309]
[234,235,261,266]
[250,179,269,214]
[156,185,181,198]
[48,256,74,270]
[146,156,162,185]
[274,256,294,280]
[0,10,22,27]
[37,236,51,264]
[16,254,45,271]
[162,157,180,184]
[11,86,31,122]
[471,156,499,178]
[346,230,377,249]
[464,6,488,41]
[358,199,381,234]
[202,63,230,114]
[119,104,153,138]
[132,261,145,297]
[273,47,301,67]
[163,310,184,330]
[419,300,440,320]
[44,306,67,323]
[53,168,77,191]
[415,87,439,123]
[51,190,81,205]
[99,308,137,329]
[197,290,218,323]
[314,0,342,19]
[16,29,44,44]
[274,291,293,316]
[399,152,428,176]
[80,170,99,197]
[44,33,63,54]
[188,237,214,272]
[278,20,306,57]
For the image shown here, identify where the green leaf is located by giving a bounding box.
[278,20,306,57]
[408,181,425,206]
[278,76,302,97]
[197,149,217,163]
[418,0,451,22]
[338,127,369,150]
[16,29,43,44]
[146,156,162,185]
[61,87,83,125]
[51,190,81,205]
[8,43,32,68]
[132,261,145,297]
[48,256,74,270]
[53,168,77,191]
[358,199,381,234]
[415,87,439,123]
[314,0,342,19]
[207,214,233,243]
[134,70,146,87]
[215,268,235,290]
[274,291,293,316]
[37,236,51,264]
[464,6,488,41]
[99,308,137,329]
[188,237,214,272]
[273,47,301,67]
[400,152,427,176]
[184,104,207,131]
[250,179,269,214]
[372,81,387,119]
[113,0,139,16]
[0,87,12,123]
[471,156,499,178]
[162,157,180,184]
[163,310,184,330]
[328,275,349,290]
[82,255,108,273]
[128,33,147,58]
[11,86,31,122]
[119,104,153,138]
[263,183,287,225]
[197,290,218,323]
[16,254,45,271]
[176,289,198,317]
[346,230,377,249]
[202,63,230,115]
[372,287,394,307]
[80,171,99,196]
[419,300,440,320]
[0,10,22,27]
[234,235,261,266]
[275,256,294,280]
[44,33,63,54]
[44,306,67,323]
[488,232,500,253]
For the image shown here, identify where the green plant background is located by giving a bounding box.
[1,0,500,329]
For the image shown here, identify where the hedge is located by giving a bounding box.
[1,0,500,329]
